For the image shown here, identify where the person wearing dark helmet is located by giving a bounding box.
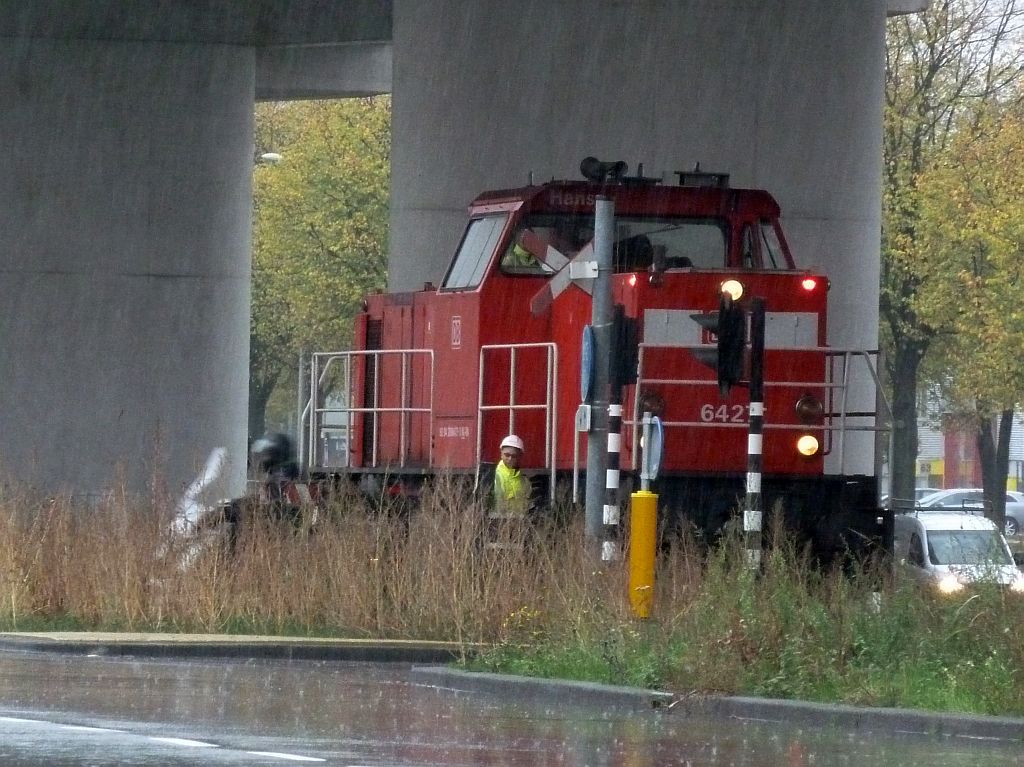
[493,434,531,516]
[250,432,296,472]
[249,432,299,502]
[214,433,302,555]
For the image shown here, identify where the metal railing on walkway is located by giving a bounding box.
[302,349,435,473]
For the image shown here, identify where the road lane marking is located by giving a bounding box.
[246,752,326,762]
[3,715,323,761]
[4,717,125,734]
[148,736,220,748]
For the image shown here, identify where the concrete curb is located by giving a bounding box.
[670,694,1024,742]
[410,667,1024,743]
[0,633,466,664]
[411,665,675,713]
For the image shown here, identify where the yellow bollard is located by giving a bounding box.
[629,490,657,618]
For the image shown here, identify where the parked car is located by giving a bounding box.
[916,488,1024,537]
[893,511,1024,594]
[880,487,941,510]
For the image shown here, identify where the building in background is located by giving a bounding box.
[913,415,1024,491]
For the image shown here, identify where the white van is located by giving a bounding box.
[893,511,1024,594]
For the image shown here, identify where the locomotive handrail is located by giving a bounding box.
[305,348,434,473]
[823,348,892,472]
[638,377,857,389]
[642,420,884,431]
[628,344,891,475]
[476,342,558,503]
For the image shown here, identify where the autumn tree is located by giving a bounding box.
[882,0,1024,505]
[913,103,1024,527]
[251,98,390,438]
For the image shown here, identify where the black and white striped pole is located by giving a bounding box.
[745,298,766,568]
[601,304,637,562]
[603,398,623,560]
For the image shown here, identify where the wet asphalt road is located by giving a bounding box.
[0,650,1022,766]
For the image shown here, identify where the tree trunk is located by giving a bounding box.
[248,375,278,442]
[977,409,1012,531]
[888,338,925,509]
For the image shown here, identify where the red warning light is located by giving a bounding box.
[801,277,818,291]
[628,274,638,287]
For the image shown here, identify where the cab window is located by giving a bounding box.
[759,220,786,269]
[442,214,508,290]
[741,224,755,269]
[497,213,729,275]
[614,217,726,271]
[499,218,567,276]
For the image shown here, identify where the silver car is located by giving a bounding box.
[917,488,1024,537]
[894,511,1024,594]
[881,487,940,509]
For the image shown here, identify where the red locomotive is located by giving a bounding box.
[305,160,891,559]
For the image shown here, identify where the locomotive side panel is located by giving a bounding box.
[348,312,369,470]
[375,301,414,466]
[410,294,432,465]
[429,291,481,469]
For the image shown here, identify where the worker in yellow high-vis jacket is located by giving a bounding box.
[493,434,531,517]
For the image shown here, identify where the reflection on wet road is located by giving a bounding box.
[0,651,1020,766]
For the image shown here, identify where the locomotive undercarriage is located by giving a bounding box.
[650,472,890,566]
[317,464,890,569]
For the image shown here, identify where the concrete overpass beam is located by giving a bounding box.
[888,0,931,16]
[256,41,392,100]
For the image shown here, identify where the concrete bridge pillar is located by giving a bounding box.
[0,39,253,496]
[391,0,888,474]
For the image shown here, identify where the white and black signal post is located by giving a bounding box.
[692,287,767,568]
[744,298,766,567]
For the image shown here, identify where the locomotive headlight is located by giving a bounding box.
[795,395,825,424]
[720,279,744,301]
[801,277,818,291]
[796,435,819,456]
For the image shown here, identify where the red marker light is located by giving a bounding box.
[628,274,638,287]
[801,277,818,291]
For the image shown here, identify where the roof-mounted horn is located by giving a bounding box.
[580,156,628,183]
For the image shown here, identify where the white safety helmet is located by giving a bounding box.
[500,434,525,452]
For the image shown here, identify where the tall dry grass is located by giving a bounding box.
[0,475,642,641]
